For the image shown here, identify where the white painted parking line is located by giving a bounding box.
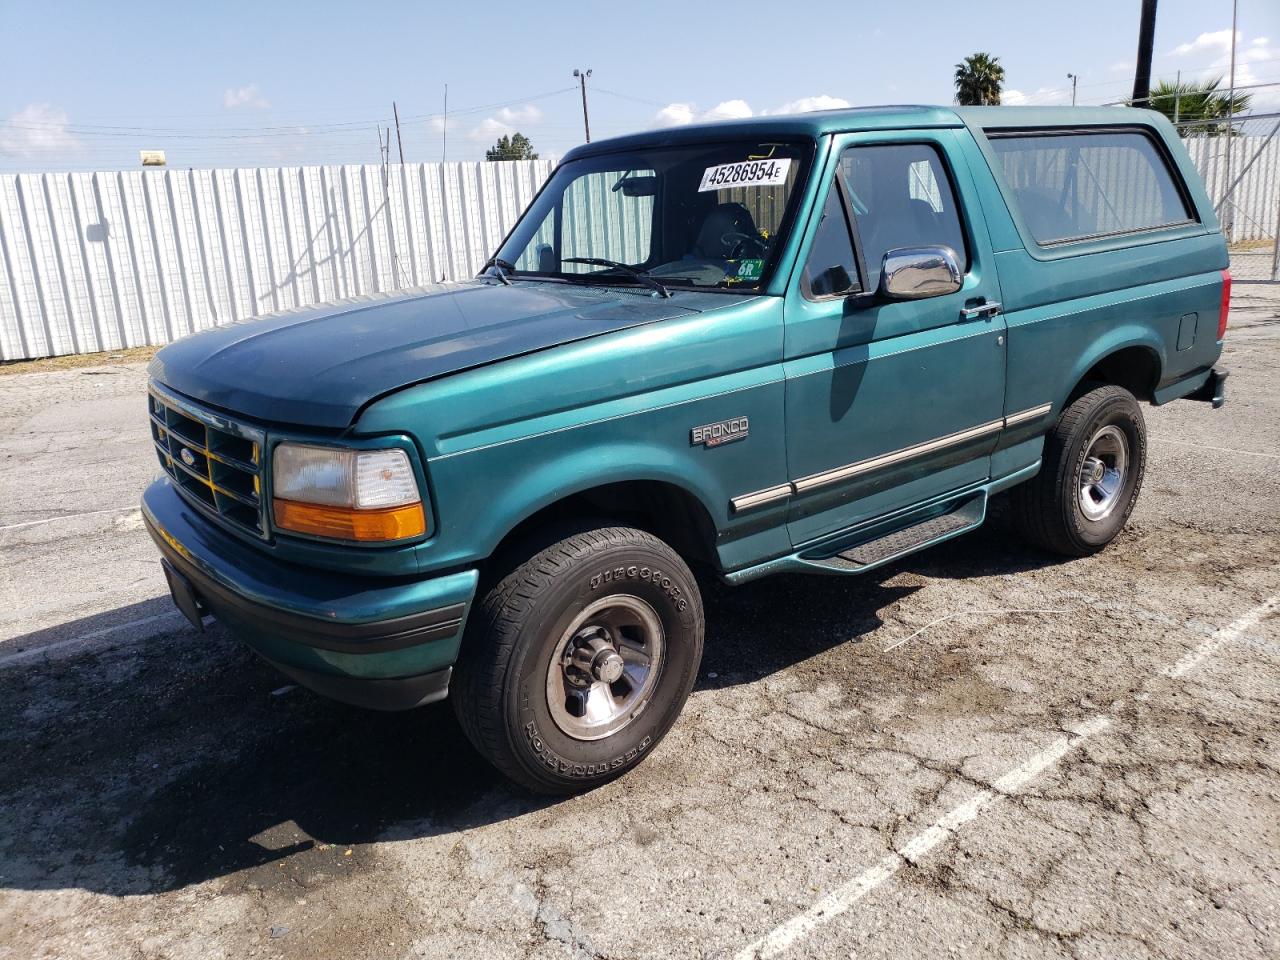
[0,505,141,532]
[882,608,1067,653]
[735,717,1111,960]
[0,610,184,668]
[1151,437,1280,460]
[1163,595,1280,679]
[735,594,1279,959]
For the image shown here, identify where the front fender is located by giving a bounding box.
[415,375,790,572]
[475,441,725,554]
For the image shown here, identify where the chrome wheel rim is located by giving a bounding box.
[545,594,665,741]
[1078,425,1128,522]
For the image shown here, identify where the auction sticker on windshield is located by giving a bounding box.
[698,158,792,192]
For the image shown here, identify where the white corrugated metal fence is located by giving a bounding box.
[0,159,553,360]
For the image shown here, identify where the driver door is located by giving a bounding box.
[784,130,1007,546]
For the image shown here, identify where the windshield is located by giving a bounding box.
[492,139,814,292]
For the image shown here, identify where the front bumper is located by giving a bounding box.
[142,478,478,710]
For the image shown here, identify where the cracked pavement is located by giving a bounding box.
[1,286,1277,960]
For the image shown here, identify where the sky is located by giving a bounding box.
[1,0,1277,172]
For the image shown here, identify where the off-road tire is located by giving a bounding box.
[452,523,704,794]
[1011,384,1147,557]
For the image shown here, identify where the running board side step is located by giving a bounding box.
[797,493,986,574]
[723,492,988,584]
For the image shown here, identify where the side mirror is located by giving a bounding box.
[878,246,962,300]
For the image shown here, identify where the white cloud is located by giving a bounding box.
[469,116,514,141]
[704,99,753,120]
[1002,87,1071,106]
[494,104,542,125]
[466,104,543,142]
[1109,61,1133,73]
[651,100,754,127]
[224,84,269,109]
[1167,30,1279,109]
[766,95,851,115]
[652,102,700,127]
[1171,29,1235,57]
[650,93,850,128]
[0,102,80,158]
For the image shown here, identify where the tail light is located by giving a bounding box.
[1218,268,1231,340]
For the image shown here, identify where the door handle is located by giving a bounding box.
[960,300,1002,321]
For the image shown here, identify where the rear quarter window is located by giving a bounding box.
[986,129,1195,246]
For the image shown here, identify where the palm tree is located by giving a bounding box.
[1146,76,1251,131]
[954,53,1005,106]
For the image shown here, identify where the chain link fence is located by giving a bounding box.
[1179,112,1280,282]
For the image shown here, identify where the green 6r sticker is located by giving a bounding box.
[737,259,764,280]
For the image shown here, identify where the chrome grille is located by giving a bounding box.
[148,384,267,538]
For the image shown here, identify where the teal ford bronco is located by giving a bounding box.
[143,106,1229,792]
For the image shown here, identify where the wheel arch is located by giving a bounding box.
[482,469,723,576]
[1063,332,1165,406]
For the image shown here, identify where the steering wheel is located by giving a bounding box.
[721,231,768,260]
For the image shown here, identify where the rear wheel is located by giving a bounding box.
[453,524,704,793]
[1011,384,1147,556]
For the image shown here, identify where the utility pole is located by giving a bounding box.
[1223,0,1239,241]
[1173,70,1181,124]
[1132,0,1158,107]
[1067,73,1078,106]
[393,101,405,165]
[442,83,448,163]
[573,68,592,142]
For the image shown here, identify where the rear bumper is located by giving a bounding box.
[142,477,478,709]
[1156,366,1228,408]
[1188,367,1228,409]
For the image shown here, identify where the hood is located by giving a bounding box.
[149,281,734,429]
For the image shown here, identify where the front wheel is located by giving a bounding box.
[1011,384,1147,557]
[452,524,704,793]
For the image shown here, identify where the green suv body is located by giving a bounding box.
[143,106,1229,791]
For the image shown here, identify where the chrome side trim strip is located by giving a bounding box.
[1003,402,1053,428]
[730,483,794,514]
[728,403,1054,512]
[792,418,1005,493]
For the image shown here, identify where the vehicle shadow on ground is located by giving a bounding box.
[0,513,1060,897]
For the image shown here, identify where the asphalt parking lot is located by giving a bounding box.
[1,287,1277,960]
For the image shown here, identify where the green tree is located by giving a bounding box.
[954,53,1006,106]
[485,132,539,161]
[1146,76,1251,131]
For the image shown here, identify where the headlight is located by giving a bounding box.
[271,443,426,542]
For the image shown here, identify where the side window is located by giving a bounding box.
[801,181,859,299]
[838,143,969,277]
[986,130,1193,245]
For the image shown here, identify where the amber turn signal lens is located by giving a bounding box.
[273,498,426,541]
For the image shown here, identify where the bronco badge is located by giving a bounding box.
[691,416,749,448]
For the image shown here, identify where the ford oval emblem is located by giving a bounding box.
[180,447,196,467]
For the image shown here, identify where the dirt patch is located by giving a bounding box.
[0,345,160,376]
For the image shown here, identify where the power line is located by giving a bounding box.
[0,87,579,140]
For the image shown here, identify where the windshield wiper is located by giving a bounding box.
[480,255,514,286]
[562,257,672,299]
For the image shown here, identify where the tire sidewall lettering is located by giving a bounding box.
[522,720,652,779]
[589,563,687,612]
